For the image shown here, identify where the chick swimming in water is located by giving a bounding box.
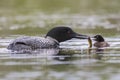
[93,35,110,52]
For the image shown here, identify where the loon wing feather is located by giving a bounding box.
[7,36,57,51]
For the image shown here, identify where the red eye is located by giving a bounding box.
[67,31,70,34]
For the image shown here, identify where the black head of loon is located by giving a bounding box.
[45,26,89,42]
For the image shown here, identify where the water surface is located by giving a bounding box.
[0,36,120,80]
[0,0,120,80]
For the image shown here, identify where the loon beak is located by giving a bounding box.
[74,33,89,39]
[90,36,96,40]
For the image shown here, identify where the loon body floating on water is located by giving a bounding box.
[94,35,110,48]
[7,26,88,51]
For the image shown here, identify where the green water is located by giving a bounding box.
[0,0,120,80]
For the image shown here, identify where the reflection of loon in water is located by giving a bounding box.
[7,26,88,52]
[93,35,110,52]
[10,49,76,61]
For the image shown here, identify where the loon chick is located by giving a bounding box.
[7,26,88,51]
[94,35,110,48]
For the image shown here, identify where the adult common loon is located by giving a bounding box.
[7,26,89,51]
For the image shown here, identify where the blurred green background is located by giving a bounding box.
[0,0,120,36]
[1,0,120,14]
